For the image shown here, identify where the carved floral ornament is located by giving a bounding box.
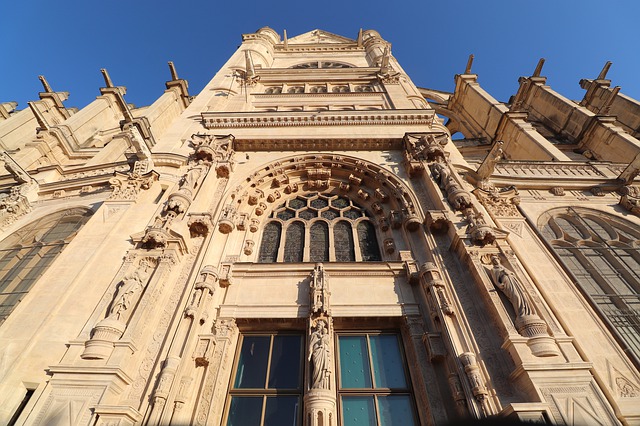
[215,154,425,235]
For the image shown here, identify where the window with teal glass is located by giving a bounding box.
[337,333,417,426]
[226,333,303,426]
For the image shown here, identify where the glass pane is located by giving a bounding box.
[264,396,300,426]
[234,336,270,388]
[309,222,329,262]
[334,221,355,262]
[268,335,302,389]
[341,396,376,426]
[378,395,416,426]
[369,335,407,389]
[339,336,372,389]
[284,222,304,262]
[357,221,381,261]
[258,222,281,263]
[227,396,263,426]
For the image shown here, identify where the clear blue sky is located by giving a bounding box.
[2,0,638,111]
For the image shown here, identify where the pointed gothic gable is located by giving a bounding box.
[286,29,356,45]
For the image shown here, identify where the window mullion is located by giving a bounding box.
[265,335,274,389]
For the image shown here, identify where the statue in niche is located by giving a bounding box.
[182,160,207,190]
[310,263,328,314]
[108,260,151,321]
[489,255,535,318]
[309,319,331,390]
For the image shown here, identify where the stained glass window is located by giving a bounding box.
[357,221,382,262]
[0,208,93,324]
[310,222,329,262]
[338,333,416,426]
[258,193,382,263]
[227,334,303,426]
[334,221,355,262]
[284,221,305,263]
[258,222,281,263]
[541,208,640,363]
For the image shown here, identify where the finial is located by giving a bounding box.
[244,50,256,79]
[357,28,363,47]
[601,86,620,115]
[597,61,612,80]
[100,69,114,88]
[28,101,50,131]
[168,61,179,81]
[465,54,474,74]
[38,75,53,93]
[532,58,545,77]
[283,29,288,49]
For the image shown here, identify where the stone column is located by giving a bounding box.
[304,264,337,426]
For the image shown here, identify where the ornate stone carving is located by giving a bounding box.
[473,186,521,218]
[218,262,233,287]
[459,352,490,415]
[423,332,446,362]
[108,170,158,201]
[550,186,565,196]
[487,255,560,357]
[309,318,332,390]
[188,213,213,237]
[420,262,454,316]
[619,185,640,216]
[465,209,496,246]
[383,238,396,254]
[217,205,236,234]
[431,162,473,211]
[0,185,32,228]
[243,239,255,255]
[425,210,450,233]
[310,263,330,315]
[82,258,156,360]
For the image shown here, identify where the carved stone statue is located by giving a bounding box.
[108,261,151,320]
[309,320,331,390]
[310,263,329,314]
[182,160,206,190]
[489,255,534,318]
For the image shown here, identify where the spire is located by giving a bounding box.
[283,29,288,49]
[168,61,179,81]
[28,101,50,131]
[357,28,363,47]
[100,68,115,88]
[38,75,53,93]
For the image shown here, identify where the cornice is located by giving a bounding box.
[202,109,435,130]
[234,138,402,151]
[253,92,382,99]
[274,44,364,53]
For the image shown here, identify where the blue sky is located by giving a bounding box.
[2,0,638,111]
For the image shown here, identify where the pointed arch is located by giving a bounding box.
[538,207,640,364]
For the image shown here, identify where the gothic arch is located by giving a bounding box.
[538,206,640,364]
[215,154,424,261]
[0,206,94,323]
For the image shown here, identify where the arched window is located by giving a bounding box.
[258,222,281,263]
[540,208,640,362]
[0,208,93,323]
[258,193,381,263]
[284,221,305,262]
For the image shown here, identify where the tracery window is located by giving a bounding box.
[0,208,93,323]
[541,208,640,362]
[291,61,353,69]
[258,193,381,263]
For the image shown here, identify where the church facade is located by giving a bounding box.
[0,28,639,425]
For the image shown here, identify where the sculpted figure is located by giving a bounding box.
[182,160,206,190]
[311,264,327,314]
[489,255,534,318]
[309,320,331,390]
[109,261,150,320]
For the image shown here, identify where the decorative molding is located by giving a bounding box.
[202,109,434,130]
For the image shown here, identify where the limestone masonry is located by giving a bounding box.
[0,28,639,425]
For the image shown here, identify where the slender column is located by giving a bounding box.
[305,263,338,426]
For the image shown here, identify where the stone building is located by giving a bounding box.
[0,27,639,425]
